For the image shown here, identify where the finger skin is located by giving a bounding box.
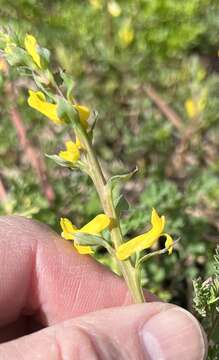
[0,216,155,328]
[0,303,207,360]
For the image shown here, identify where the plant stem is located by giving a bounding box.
[77,127,145,303]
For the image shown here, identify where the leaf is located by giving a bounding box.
[5,47,28,66]
[107,167,138,192]
[45,154,71,167]
[60,70,75,101]
[107,168,137,217]
[73,232,104,246]
[38,47,50,67]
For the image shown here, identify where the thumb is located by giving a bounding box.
[0,302,207,360]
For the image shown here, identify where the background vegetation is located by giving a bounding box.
[0,0,219,345]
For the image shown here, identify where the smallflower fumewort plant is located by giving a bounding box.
[0,30,177,303]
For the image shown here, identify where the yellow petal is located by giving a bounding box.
[116,208,165,260]
[74,105,90,129]
[151,208,165,232]
[59,141,80,163]
[163,233,174,255]
[185,99,199,119]
[59,150,79,163]
[119,24,134,47]
[60,217,77,240]
[65,141,78,152]
[60,218,93,254]
[80,214,110,234]
[107,1,121,17]
[24,34,41,69]
[28,90,63,125]
[74,242,94,255]
[116,228,158,260]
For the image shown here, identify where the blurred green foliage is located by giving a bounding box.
[0,0,219,310]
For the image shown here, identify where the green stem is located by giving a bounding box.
[77,127,144,303]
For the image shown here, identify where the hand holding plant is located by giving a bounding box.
[0,29,209,359]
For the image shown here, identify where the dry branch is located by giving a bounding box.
[144,84,184,131]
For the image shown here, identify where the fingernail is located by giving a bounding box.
[141,306,207,360]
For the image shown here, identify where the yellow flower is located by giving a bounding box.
[74,105,90,129]
[89,0,102,9]
[185,93,207,120]
[60,214,110,254]
[116,208,173,260]
[59,140,80,164]
[24,34,41,69]
[107,1,121,17]
[185,99,199,119]
[119,23,134,47]
[28,90,63,124]
[28,90,90,127]
[163,233,173,255]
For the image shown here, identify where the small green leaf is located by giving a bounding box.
[107,167,138,192]
[60,70,74,101]
[45,154,72,167]
[74,232,114,256]
[38,47,50,67]
[5,47,28,66]
[73,232,104,246]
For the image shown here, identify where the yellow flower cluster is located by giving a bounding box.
[60,214,110,254]
[60,208,173,258]
[25,34,90,127]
